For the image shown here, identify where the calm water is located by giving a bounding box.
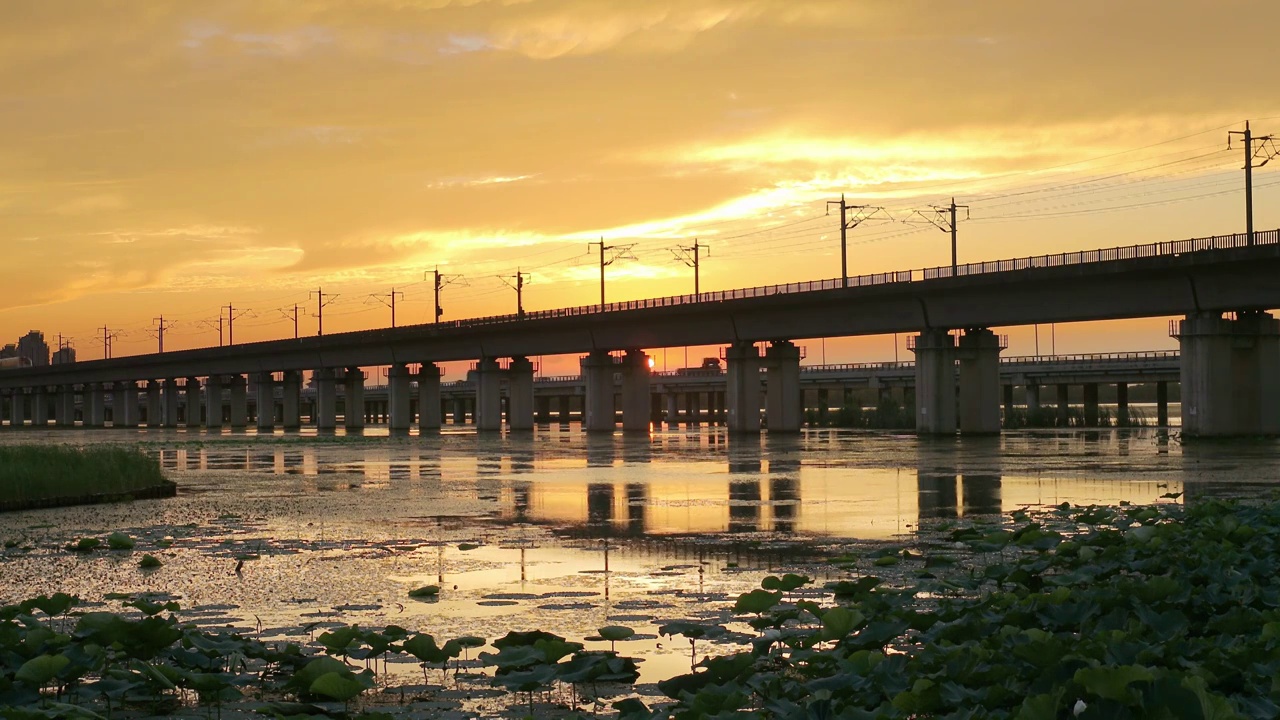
[0,425,1275,689]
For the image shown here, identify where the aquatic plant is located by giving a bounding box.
[402,633,460,681]
[597,625,635,653]
[106,532,135,551]
[2,500,1279,718]
[406,584,439,599]
[65,538,100,553]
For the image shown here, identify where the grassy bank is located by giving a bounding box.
[0,445,171,510]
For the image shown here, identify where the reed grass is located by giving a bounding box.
[0,445,167,506]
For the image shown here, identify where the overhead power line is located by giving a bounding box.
[1228,121,1278,246]
[149,316,173,353]
[368,288,405,328]
[907,198,969,271]
[425,266,466,322]
[670,239,710,295]
[499,269,530,318]
[588,238,637,307]
[309,288,339,336]
[826,195,890,287]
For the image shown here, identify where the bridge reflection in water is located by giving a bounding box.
[156,429,1192,541]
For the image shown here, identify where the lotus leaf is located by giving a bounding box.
[26,593,77,618]
[492,630,562,649]
[403,634,450,664]
[492,663,557,693]
[286,656,352,693]
[760,573,811,592]
[125,597,179,616]
[407,585,440,598]
[66,538,100,553]
[309,670,368,702]
[317,625,362,655]
[598,625,635,642]
[657,621,725,640]
[733,589,782,614]
[820,606,865,641]
[15,654,70,685]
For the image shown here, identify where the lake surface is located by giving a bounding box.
[1,425,1275,702]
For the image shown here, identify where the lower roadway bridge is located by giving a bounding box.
[1,350,1180,430]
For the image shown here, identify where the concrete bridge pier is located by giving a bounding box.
[255,373,275,433]
[1001,385,1014,424]
[31,387,48,427]
[57,386,76,427]
[475,358,503,431]
[665,392,679,428]
[344,368,365,432]
[228,375,248,430]
[145,381,161,427]
[282,371,302,430]
[182,378,199,427]
[1176,310,1280,437]
[536,395,552,425]
[620,349,650,432]
[162,379,179,427]
[685,392,701,427]
[912,329,956,434]
[86,383,105,427]
[1116,382,1129,426]
[451,397,466,425]
[957,329,1003,435]
[0,392,9,427]
[117,382,139,428]
[1156,381,1169,427]
[1024,384,1040,414]
[765,340,802,433]
[10,392,25,427]
[204,377,223,430]
[725,341,762,434]
[507,356,535,431]
[388,364,412,432]
[314,368,337,431]
[417,364,442,431]
[581,350,616,432]
[1083,384,1099,427]
[1056,384,1069,426]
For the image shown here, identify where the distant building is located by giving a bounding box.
[17,331,50,367]
[52,346,76,364]
[0,344,15,359]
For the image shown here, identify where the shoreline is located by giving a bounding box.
[0,478,177,513]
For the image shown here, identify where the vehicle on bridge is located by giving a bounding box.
[676,357,723,374]
[0,357,31,370]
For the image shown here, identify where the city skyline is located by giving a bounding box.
[2,1,1279,373]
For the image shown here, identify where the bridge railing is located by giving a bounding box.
[1001,350,1180,364]
[924,230,1277,279]
[800,362,914,372]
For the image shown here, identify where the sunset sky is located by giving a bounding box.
[2,1,1279,372]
